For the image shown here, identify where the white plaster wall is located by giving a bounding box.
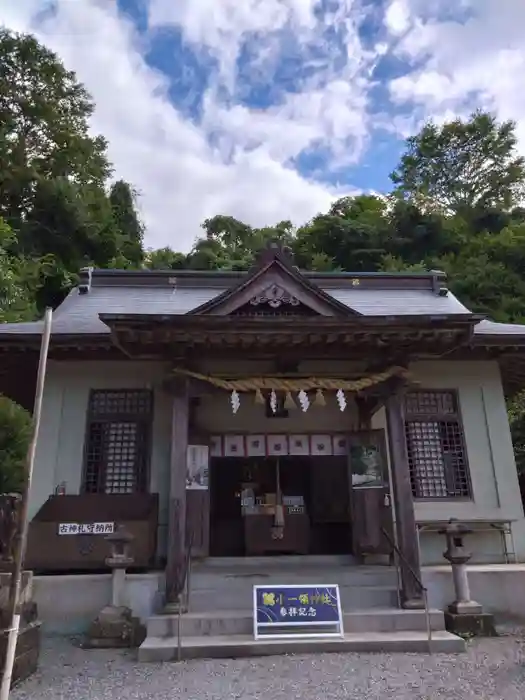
[372,360,525,564]
[30,360,172,555]
[423,564,525,618]
[33,572,163,634]
[31,357,525,565]
[194,357,361,434]
[195,392,358,434]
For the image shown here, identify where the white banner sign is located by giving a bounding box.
[58,522,115,536]
[186,444,209,490]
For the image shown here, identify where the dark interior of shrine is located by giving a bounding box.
[209,455,353,556]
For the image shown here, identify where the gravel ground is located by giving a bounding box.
[11,625,525,700]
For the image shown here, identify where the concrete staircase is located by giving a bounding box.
[138,557,465,661]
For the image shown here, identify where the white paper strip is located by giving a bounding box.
[288,434,309,456]
[224,434,246,457]
[246,435,266,456]
[267,434,288,456]
[332,435,348,455]
[310,434,333,456]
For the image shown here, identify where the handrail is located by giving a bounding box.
[381,527,432,654]
[177,531,194,662]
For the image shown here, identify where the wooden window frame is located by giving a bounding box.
[81,389,154,495]
[404,389,472,501]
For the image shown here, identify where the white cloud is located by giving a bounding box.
[384,0,411,36]
[8,0,525,255]
[1,0,375,252]
[386,0,525,149]
[149,0,320,88]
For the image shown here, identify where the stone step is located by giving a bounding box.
[193,555,360,569]
[196,554,360,569]
[190,565,398,589]
[188,585,399,612]
[138,630,465,662]
[147,608,446,638]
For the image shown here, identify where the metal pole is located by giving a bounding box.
[177,604,182,662]
[423,588,432,655]
[1,308,52,699]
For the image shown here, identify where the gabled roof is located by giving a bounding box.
[0,284,475,339]
[189,242,358,317]
[4,242,520,346]
[0,272,476,341]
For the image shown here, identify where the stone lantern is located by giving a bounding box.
[84,524,145,648]
[440,519,495,637]
[106,524,134,606]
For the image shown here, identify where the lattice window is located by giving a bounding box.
[404,390,471,499]
[83,390,152,495]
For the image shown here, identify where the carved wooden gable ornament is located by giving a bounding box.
[189,240,359,318]
[249,283,300,308]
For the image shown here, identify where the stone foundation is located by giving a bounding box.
[85,605,146,648]
[444,611,497,638]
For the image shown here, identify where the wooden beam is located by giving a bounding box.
[164,378,189,612]
[384,392,424,609]
[162,375,222,398]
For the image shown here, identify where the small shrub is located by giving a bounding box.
[0,395,31,494]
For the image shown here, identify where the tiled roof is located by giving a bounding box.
[0,285,223,335]
[325,288,471,316]
[473,320,525,336]
[0,281,476,337]
[1,265,523,340]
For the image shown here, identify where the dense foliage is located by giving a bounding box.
[2,29,525,470]
[0,395,31,493]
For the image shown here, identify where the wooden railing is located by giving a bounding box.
[381,527,432,654]
[176,531,194,662]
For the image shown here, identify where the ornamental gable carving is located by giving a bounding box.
[249,284,300,309]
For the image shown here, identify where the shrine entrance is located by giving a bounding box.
[206,430,395,559]
[209,454,352,557]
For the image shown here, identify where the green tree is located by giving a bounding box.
[109,180,144,266]
[0,395,31,494]
[144,247,187,270]
[391,111,525,214]
[187,237,252,271]
[294,195,388,271]
[201,215,253,251]
[0,29,110,230]
[0,218,35,323]
[0,30,145,311]
[508,391,525,475]
[19,178,123,309]
[183,216,298,271]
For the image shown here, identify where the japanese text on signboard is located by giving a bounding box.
[57,522,115,536]
[255,586,340,624]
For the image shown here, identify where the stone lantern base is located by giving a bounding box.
[84,605,146,649]
[444,609,497,638]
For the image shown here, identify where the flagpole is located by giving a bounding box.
[0,307,52,699]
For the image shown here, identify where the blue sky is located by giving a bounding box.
[2,0,525,251]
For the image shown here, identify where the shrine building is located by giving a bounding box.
[1,240,525,654]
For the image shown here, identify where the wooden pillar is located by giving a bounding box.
[385,392,424,608]
[164,378,189,613]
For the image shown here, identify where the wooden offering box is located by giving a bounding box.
[25,494,158,572]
